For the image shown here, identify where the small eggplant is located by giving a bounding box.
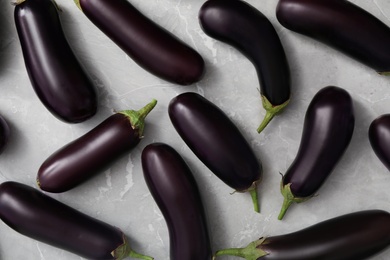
[14,0,98,123]
[369,114,390,171]
[0,181,153,259]
[278,86,354,220]
[213,210,390,260]
[199,0,291,133]
[276,0,390,74]
[37,99,157,193]
[142,143,212,260]
[74,0,204,85]
[168,92,262,212]
[0,115,10,155]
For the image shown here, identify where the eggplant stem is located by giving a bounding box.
[257,95,290,133]
[73,0,82,10]
[379,71,390,76]
[128,250,154,260]
[213,238,268,260]
[137,99,158,120]
[249,188,260,213]
[278,196,293,220]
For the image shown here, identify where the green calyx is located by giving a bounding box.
[278,181,312,220]
[378,71,390,76]
[113,235,154,260]
[73,0,82,10]
[257,95,290,134]
[213,237,268,260]
[119,99,157,138]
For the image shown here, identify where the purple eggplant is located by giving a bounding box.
[199,0,291,133]
[276,0,390,74]
[0,115,10,155]
[168,92,262,212]
[142,143,212,260]
[0,181,153,259]
[74,0,204,85]
[14,0,98,123]
[213,210,390,259]
[369,114,390,171]
[37,99,157,193]
[278,86,354,220]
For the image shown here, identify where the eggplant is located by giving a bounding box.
[0,181,153,259]
[142,143,212,260]
[37,99,157,193]
[213,210,390,260]
[74,0,204,85]
[369,114,390,171]
[199,0,291,133]
[14,0,98,123]
[276,0,390,74]
[168,92,262,212]
[0,115,10,155]
[278,86,354,220]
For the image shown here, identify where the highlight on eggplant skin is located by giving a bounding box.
[75,0,204,85]
[213,210,390,260]
[199,0,291,133]
[14,0,98,123]
[142,143,212,260]
[0,181,153,260]
[37,99,157,193]
[369,114,390,171]
[276,0,390,74]
[168,92,262,212]
[278,86,355,220]
[0,115,10,155]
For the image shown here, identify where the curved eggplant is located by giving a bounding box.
[276,0,390,74]
[278,86,354,220]
[369,114,390,171]
[168,92,262,212]
[14,0,98,123]
[37,99,157,193]
[0,181,152,259]
[74,0,204,85]
[213,210,390,260]
[199,0,291,133]
[142,143,212,260]
[0,115,10,155]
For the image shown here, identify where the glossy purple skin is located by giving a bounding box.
[276,0,390,73]
[142,143,212,260]
[369,114,390,171]
[199,0,290,105]
[0,115,10,155]
[79,0,204,85]
[259,210,390,259]
[283,86,354,197]
[38,113,140,193]
[14,0,98,123]
[0,181,124,259]
[168,92,262,191]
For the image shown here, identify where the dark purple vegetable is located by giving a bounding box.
[142,143,212,260]
[74,0,204,85]
[369,114,390,171]
[213,210,390,260]
[37,99,157,193]
[168,92,262,212]
[0,115,10,155]
[0,181,152,259]
[14,0,98,123]
[276,0,390,74]
[278,86,354,220]
[199,0,291,133]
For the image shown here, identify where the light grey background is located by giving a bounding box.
[1,0,390,259]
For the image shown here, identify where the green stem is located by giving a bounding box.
[257,95,290,134]
[249,188,260,213]
[379,71,390,76]
[113,235,154,260]
[120,99,157,137]
[278,181,312,220]
[73,0,82,10]
[128,251,154,260]
[213,238,268,260]
[278,195,293,220]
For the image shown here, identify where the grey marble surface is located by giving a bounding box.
[1,0,390,259]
